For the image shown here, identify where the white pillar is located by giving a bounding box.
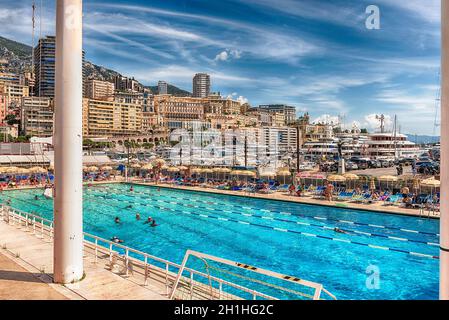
[441,0,449,300]
[53,0,84,284]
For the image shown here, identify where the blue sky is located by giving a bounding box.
[0,0,441,135]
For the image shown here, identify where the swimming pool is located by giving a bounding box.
[0,183,439,300]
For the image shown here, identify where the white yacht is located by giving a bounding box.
[363,132,421,159]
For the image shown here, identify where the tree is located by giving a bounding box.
[4,114,19,126]
[360,128,368,134]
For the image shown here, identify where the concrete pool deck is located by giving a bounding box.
[132,181,439,219]
[0,220,168,300]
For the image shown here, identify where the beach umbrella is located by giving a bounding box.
[131,163,141,169]
[161,164,169,170]
[378,175,398,190]
[421,178,440,196]
[343,173,359,180]
[343,173,359,189]
[421,177,440,187]
[152,159,166,166]
[201,168,213,180]
[260,171,276,178]
[17,168,30,174]
[101,166,113,171]
[216,168,231,179]
[277,170,291,184]
[191,168,202,174]
[167,167,180,173]
[30,166,47,174]
[82,166,89,172]
[141,164,153,170]
[5,167,20,173]
[239,170,256,183]
[369,177,376,191]
[327,175,346,183]
[178,165,189,171]
[88,166,99,172]
[412,178,420,193]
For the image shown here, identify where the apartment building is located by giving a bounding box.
[21,97,54,137]
[85,79,115,101]
[82,98,142,137]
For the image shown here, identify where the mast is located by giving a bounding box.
[440,0,449,300]
[393,115,398,160]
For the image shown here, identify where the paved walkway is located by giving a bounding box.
[0,252,68,300]
[0,221,168,300]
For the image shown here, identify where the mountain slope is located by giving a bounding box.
[145,84,191,96]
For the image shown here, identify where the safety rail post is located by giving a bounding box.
[144,256,148,285]
[40,220,44,238]
[252,292,257,300]
[219,282,223,299]
[190,271,194,299]
[109,243,113,270]
[33,217,36,234]
[94,238,98,263]
[165,263,169,295]
[125,248,129,276]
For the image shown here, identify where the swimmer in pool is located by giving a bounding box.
[114,217,121,224]
[150,220,158,227]
[34,195,39,200]
[334,227,347,234]
[111,236,123,243]
[144,217,153,224]
[136,213,141,220]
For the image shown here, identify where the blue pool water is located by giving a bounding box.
[0,183,439,300]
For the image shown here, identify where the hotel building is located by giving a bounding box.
[154,95,206,130]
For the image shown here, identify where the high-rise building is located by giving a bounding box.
[34,36,86,98]
[85,79,114,101]
[258,104,297,125]
[192,73,210,98]
[158,81,168,95]
[33,36,56,97]
[21,97,54,137]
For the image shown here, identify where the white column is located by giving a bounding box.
[441,0,449,300]
[53,0,84,284]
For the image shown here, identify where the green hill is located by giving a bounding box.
[145,84,191,97]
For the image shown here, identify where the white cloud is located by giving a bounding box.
[214,49,242,62]
[312,115,340,125]
[237,96,248,105]
[215,51,229,61]
[363,114,393,131]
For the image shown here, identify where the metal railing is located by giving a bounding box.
[0,205,283,300]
